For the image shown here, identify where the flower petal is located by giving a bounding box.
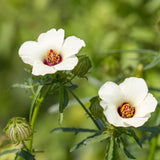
[122,116,150,127]
[119,77,148,106]
[37,28,64,52]
[103,105,129,127]
[135,93,157,117]
[98,82,124,107]
[18,41,42,65]
[61,36,85,58]
[32,61,57,76]
[54,56,78,71]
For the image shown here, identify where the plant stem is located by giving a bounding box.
[148,106,160,160]
[68,88,101,130]
[28,85,51,153]
[28,97,43,152]
[148,136,157,160]
[29,85,43,122]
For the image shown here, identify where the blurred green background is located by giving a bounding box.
[1,0,160,159]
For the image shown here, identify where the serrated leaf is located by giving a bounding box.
[129,129,142,148]
[70,133,99,152]
[144,56,160,70]
[16,149,35,160]
[50,127,99,135]
[85,133,110,145]
[0,149,19,156]
[106,137,114,160]
[123,147,136,159]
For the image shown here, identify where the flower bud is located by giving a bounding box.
[72,55,92,77]
[4,117,32,144]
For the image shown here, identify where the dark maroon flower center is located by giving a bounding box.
[117,103,135,118]
[43,49,62,66]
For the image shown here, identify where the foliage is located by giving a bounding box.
[1,0,160,160]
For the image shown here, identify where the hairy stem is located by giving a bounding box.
[28,85,51,153]
[68,88,101,130]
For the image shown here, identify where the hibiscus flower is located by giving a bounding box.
[19,28,85,76]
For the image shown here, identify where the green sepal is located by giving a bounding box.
[89,96,105,120]
[72,55,92,77]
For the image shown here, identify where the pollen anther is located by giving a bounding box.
[43,49,62,66]
[118,103,135,118]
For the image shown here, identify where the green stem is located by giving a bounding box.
[28,97,43,152]
[148,105,160,160]
[28,85,51,153]
[148,136,158,160]
[29,85,43,122]
[68,88,101,130]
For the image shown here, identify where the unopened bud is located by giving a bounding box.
[72,55,92,77]
[4,117,32,144]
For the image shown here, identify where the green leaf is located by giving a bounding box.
[149,87,160,92]
[129,129,142,148]
[58,84,69,124]
[144,56,160,70]
[137,126,160,133]
[0,149,19,156]
[123,147,136,159]
[15,149,35,160]
[51,127,99,135]
[85,133,110,145]
[68,84,78,90]
[12,83,31,89]
[120,138,136,159]
[70,133,99,152]
[70,133,109,152]
[106,137,114,160]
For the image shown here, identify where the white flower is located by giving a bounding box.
[98,77,157,127]
[18,28,86,76]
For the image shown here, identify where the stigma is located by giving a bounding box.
[43,49,62,66]
[118,103,135,118]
